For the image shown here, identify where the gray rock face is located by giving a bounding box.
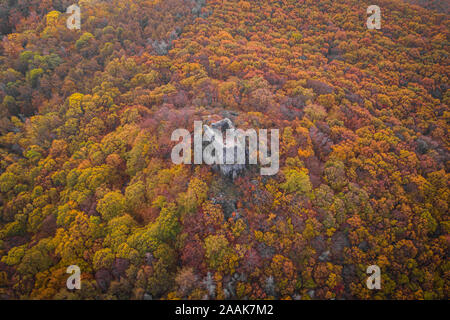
[203,272,216,298]
[150,39,171,55]
[203,118,248,180]
[265,276,276,297]
[143,293,153,300]
[318,250,330,262]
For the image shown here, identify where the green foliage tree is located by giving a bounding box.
[97,191,126,221]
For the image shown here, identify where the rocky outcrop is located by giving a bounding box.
[203,118,247,180]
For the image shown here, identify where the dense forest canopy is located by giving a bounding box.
[0,0,448,299]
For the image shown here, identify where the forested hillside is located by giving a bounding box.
[0,0,448,299]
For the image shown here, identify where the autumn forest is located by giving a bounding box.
[0,0,448,300]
